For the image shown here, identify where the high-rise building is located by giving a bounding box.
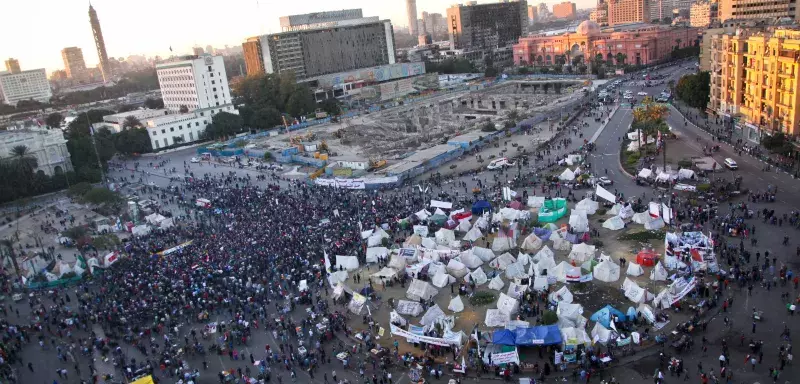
[422,12,445,36]
[205,45,214,55]
[4,58,20,74]
[538,3,551,19]
[607,0,651,26]
[690,1,717,27]
[718,0,800,22]
[61,47,87,79]
[193,47,205,56]
[418,18,425,34]
[242,16,396,80]
[0,68,52,106]
[528,5,539,23]
[447,0,529,50]
[648,0,692,21]
[89,5,111,82]
[553,2,578,19]
[591,1,609,24]
[155,55,232,113]
[407,0,419,37]
[280,9,364,31]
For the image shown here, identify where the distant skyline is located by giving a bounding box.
[1,0,595,74]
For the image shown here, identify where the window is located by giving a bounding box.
[195,122,199,127]
[178,125,182,129]
[210,73,214,77]
[179,125,184,130]
[161,129,166,134]
[211,80,215,85]
[216,102,220,106]
[213,87,217,91]
[170,127,175,132]
[200,112,204,116]
[189,132,194,141]
[207,66,212,71]
[164,138,168,147]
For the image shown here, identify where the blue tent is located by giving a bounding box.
[533,227,553,241]
[472,200,492,215]
[492,329,517,346]
[626,307,637,322]
[513,325,563,346]
[590,305,626,328]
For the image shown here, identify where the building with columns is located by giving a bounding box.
[512,20,700,67]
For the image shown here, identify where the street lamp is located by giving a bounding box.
[84,111,108,188]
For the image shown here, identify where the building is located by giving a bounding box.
[0,69,52,106]
[422,12,446,35]
[303,62,429,102]
[192,47,205,56]
[699,19,763,71]
[144,104,236,150]
[89,5,111,82]
[407,0,419,36]
[419,34,433,46]
[513,20,700,67]
[4,58,20,74]
[538,3,551,19]
[591,1,609,25]
[155,55,232,113]
[447,0,529,51]
[61,47,87,79]
[647,0,691,22]
[205,45,214,55]
[718,0,800,22]
[553,2,578,19]
[98,108,170,133]
[528,5,539,24]
[280,9,364,31]
[0,128,72,176]
[708,27,800,141]
[242,18,396,80]
[607,0,651,26]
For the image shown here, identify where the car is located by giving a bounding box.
[637,92,648,96]
[724,158,738,170]
[190,157,200,163]
[597,176,613,186]
[487,157,515,170]
[624,95,633,99]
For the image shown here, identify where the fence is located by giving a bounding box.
[27,274,84,290]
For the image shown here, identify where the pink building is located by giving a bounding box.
[512,20,700,67]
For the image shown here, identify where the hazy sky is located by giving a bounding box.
[2,0,594,74]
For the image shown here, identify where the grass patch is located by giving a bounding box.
[697,184,711,192]
[596,208,608,216]
[618,230,665,242]
[678,159,693,168]
[541,310,558,325]
[469,291,497,306]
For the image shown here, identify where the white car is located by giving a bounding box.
[724,158,738,170]
[190,157,200,163]
[487,157,515,170]
[597,176,613,186]
[637,92,648,96]
[624,95,633,100]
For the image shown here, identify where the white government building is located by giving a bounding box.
[0,128,72,176]
[0,69,53,106]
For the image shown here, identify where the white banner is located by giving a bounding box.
[430,200,453,209]
[491,350,520,365]
[648,202,660,218]
[389,324,462,346]
[661,203,672,224]
[314,178,366,189]
[595,185,616,203]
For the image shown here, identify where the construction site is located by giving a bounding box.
[249,78,594,181]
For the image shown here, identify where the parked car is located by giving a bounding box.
[190,157,201,163]
[724,158,738,170]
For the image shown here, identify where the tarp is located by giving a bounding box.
[335,255,360,271]
[539,198,568,223]
[514,325,563,346]
[406,279,439,301]
[366,247,388,263]
[637,168,653,179]
[568,243,596,264]
[576,198,599,215]
[593,260,620,282]
[370,267,399,283]
[595,185,617,204]
[561,327,592,347]
[521,233,543,252]
[590,305,626,328]
[448,296,464,312]
[533,227,553,241]
[430,200,453,209]
[492,329,517,345]
[626,262,644,276]
[485,309,510,327]
[472,200,492,214]
[488,275,505,291]
[602,216,625,230]
[463,227,482,242]
[650,261,668,281]
[568,210,589,232]
[458,250,484,269]
[559,168,575,181]
[466,267,488,285]
[395,300,424,317]
[446,259,469,278]
[636,250,658,267]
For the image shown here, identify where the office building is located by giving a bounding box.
[0,128,71,176]
[0,69,52,106]
[89,4,111,82]
[538,3,551,19]
[422,12,446,35]
[192,47,205,56]
[447,0,529,51]
[155,55,232,113]
[61,47,87,79]
[280,9,364,31]
[718,0,800,22]
[242,17,396,80]
[607,0,651,26]
[4,58,20,74]
[690,1,717,27]
[648,0,691,21]
[699,19,762,71]
[553,2,578,19]
[708,27,800,140]
[407,0,419,36]
[528,5,539,23]
[513,21,700,66]
[591,4,609,25]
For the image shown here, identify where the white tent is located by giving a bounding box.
[499,207,521,221]
[475,215,490,230]
[677,168,695,180]
[568,243,596,264]
[626,262,644,276]
[505,261,527,279]
[576,198,599,215]
[560,327,591,347]
[366,247,389,263]
[420,304,446,326]
[463,227,483,242]
[367,234,385,247]
[552,261,581,283]
[406,279,439,301]
[370,267,400,283]
[591,323,616,344]
[602,216,625,230]
[650,261,668,281]
[497,292,519,315]
[458,250,484,269]
[395,300,424,316]
[516,253,532,266]
[448,296,465,312]
[491,236,515,253]
[390,310,408,326]
[421,237,437,249]
[534,245,555,261]
[425,261,447,277]
[456,219,472,233]
[637,168,653,179]
[559,168,575,181]
[472,247,495,262]
[521,233,543,252]
[618,204,635,220]
[552,237,572,251]
[466,267,488,285]
[644,217,665,230]
[507,282,528,299]
[532,276,549,291]
[532,252,557,276]
[485,309,510,327]
[328,270,349,286]
[435,228,456,245]
[549,286,574,304]
[404,234,423,248]
[488,275,505,291]
[593,260,621,282]
[446,259,469,278]
[432,272,456,288]
[569,210,590,232]
[556,301,584,321]
[663,255,687,270]
[388,254,407,270]
[412,225,429,237]
[527,196,545,208]
[623,278,653,304]
[637,303,656,324]
[490,253,517,270]
[433,208,447,216]
[608,204,621,216]
[335,255,360,271]
[632,212,651,224]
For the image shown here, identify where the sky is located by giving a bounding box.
[1,0,595,74]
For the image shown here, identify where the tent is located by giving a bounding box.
[514,325,563,346]
[491,236,515,253]
[650,261,668,281]
[590,323,616,344]
[533,227,553,241]
[420,304,446,326]
[499,207,522,221]
[568,243,596,264]
[458,250,484,269]
[549,286,574,304]
[395,300,424,316]
[576,199,599,215]
[485,309,510,327]
[532,251,556,276]
[539,198,568,223]
[466,267,488,285]
[421,237,437,249]
[590,305,626,328]
[335,255,360,271]
[593,260,621,282]
[637,168,653,179]
[388,254,407,270]
[448,296,465,312]
[637,303,656,324]
[622,277,654,304]
[432,272,456,288]
[446,259,469,278]
[534,246,555,262]
[490,253,517,270]
[491,329,517,345]
[413,225,429,237]
[618,204,635,220]
[497,293,519,315]
[632,212,651,224]
[626,262,644,276]
[390,310,408,326]
[456,219,472,233]
[608,204,621,216]
[370,267,400,283]
[472,200,492,214]
[435,228,456,245]
[516,253,532,266]
[532,276,548,291]
[559,168,575,181]
[404,234,423,247]
[677,168,695,180]
[556,301,584,322]
[505,261,527,279]
[560,327,591,347]
[645,218,665,230]
[521,233,543,252]
[552,261,581,283]
[552,237,572,252]
[366,247,389,263]
[568,210,589,232]
[527,196,545,208]
[636,250,658,267]
[471,247,495,262]
[488,275,505,291]
[463,227,483,242]
[406,279,439,301]
[429,214,448,226]
[602,216,625,230]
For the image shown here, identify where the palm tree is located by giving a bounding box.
[675,39,682,50]
[9,145,37,175]
[616,53,627,67]
[0,240,22,286]
[122,116,142,130]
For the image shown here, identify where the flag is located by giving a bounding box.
[169,46,173,52]
[89,124,95,136]
[690,249,702,262]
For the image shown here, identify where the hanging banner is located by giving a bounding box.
[492,350,520,365]
[390,324,462,346]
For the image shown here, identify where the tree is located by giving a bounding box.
[179,105,189,114]
[616,53,627,67]
[114,128,152,156]
[0,240,22,285]
[82,187,120,205]
[208,112,244,139]
[285,86,315,118]
[122,115,142,130]
[675,72,710,110]
[319,98,341,116]
[45,112,63,129]
[251,106,282,129]
[144,98,164,109]
[632,99,670,156]
[9,145,38,175]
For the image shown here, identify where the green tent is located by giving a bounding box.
[538,198,568,223]
[429,214,448,226]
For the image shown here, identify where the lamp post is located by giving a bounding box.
[84,111,108,188]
